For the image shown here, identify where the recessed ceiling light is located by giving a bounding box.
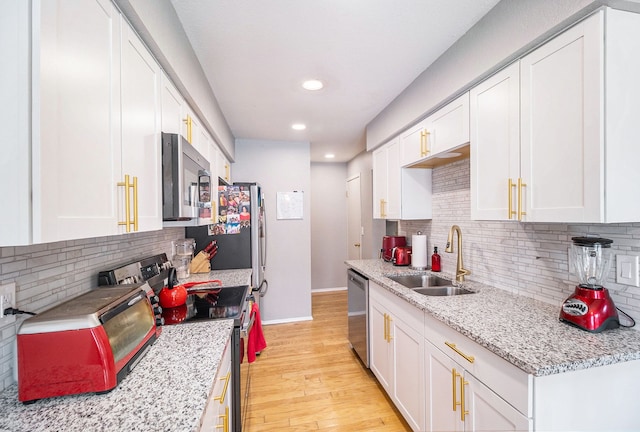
[291,123,306,131]
[302,79,324,91]
[324,153,335,159]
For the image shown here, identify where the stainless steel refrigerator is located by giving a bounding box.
[186,183,268,300]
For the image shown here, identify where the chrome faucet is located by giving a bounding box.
[445,225,471,282]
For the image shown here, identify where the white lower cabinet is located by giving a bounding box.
[200,336,233,432]
[369,282,425,431]
[427,339,530,432]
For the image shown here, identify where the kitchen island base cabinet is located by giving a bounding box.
[369,282,426,432]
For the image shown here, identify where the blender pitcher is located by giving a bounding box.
[571,236,613,289]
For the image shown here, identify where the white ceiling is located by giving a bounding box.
[169,0,501,162]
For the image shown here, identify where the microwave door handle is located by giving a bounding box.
[189,182,198,205]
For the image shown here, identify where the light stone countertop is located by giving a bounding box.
[0,269,252,432]
[346,259,640,377]
[0,320,233,432]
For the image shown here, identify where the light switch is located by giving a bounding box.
[616,255,640,287]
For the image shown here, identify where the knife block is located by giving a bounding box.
[189,251,211,273]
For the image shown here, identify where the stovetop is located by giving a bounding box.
[161,285,250,326]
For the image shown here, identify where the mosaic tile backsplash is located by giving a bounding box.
[400,158,640,327]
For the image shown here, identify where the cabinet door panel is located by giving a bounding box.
[386,139,401,219]
[520,13,603,222]
[36,0,121,242]
[160,74,184,135]
[470,62,520,221]
[393,317,425,431]
[372,146,387,219]
[369,299,392,392]
[427,341,460,432]
[121,23,162,232]
[430,93,470,155]
[465,373,531,432]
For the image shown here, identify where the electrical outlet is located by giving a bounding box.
[0,282,17,325]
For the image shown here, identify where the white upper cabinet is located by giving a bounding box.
[373,138,431,221]
[373,139,401,219]
[160,73,185,135]
[401,93,470,168]
[1,0,164,245]
[470,62,521,221]
[33,0,124,243]
[218,148,231,184]
[472,8,640,223]
[120,22,163,233]
[428,93,470,156]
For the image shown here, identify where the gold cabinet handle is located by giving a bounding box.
[216,406,229,432]
[387,315,393,343]
[183,115,193,143]
[225,163,230,181]
[118,175,138,232]
[452,367,460,412]
[383,313,388,341]
[420,130,431,157]
[379,199,387,218]
[214,371,231,404]
[517,177,527,221]
[508,178,516,219]
[460,375,469,421]
[444,342,475,363]
[132,176,138,231]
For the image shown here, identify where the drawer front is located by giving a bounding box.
[425,314,531,417]
[200,340,232,430]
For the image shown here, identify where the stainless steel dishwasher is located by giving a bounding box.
[347,269,369,367]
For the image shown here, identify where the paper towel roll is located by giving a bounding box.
[411,234,428,269]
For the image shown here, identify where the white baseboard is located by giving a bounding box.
[262,315,313,326]
[311,286,347,293]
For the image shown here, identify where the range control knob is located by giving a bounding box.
[156,316,165,326]
[149,295,160,305]
[154,305,163,315]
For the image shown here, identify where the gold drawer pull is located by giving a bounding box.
[214,371,231,404]
[445,342,475,363]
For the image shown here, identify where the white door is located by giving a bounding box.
[372,145,387,219]
[120,22,162,233]
[520,12,603,222]
[464,373,531,432]
[160,73,184,135]
[369,299,392,393]
[386,138,401,220]
[393,317,426,431]
[429,93,470,155]
[428,341,462,432]
[470,62,521,221]
[346,174,362,260]
[35,0,122,242]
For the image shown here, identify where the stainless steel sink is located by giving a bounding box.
[412,286,474,296]
[387,274,454,288]
[386,274,475,296]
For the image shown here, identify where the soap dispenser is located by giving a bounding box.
[431,247,441,272]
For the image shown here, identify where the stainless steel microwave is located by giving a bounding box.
[161,132,212,226]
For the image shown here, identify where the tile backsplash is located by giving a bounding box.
[0,228,184,391]
[401,158,640,328]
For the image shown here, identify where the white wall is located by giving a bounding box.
[233,139,312,323]
[366,0,609,149]
[310,162,348,290]
[114,0,235,158]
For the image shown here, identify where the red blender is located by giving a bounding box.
[559,236,619,333]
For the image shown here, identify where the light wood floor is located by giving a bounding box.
[245,290,412,431]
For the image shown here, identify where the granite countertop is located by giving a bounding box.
[0,320,233,432]
[346,259,640,377]
[183,268,252,288]
[0,269,252,432]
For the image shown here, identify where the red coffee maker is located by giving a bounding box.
[381,236,406,262]
[559,236,619,333]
